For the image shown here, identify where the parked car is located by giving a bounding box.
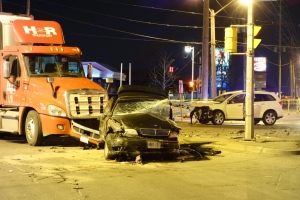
[99,85,181,161]
[191,90,284,125]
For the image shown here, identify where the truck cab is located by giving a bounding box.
[0,13,108,146]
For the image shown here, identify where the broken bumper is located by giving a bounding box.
[71,120,103,145]
[108,137,180,158]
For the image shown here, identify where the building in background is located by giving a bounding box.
[254,57,267,90]
[82,62,126,94]
[215,47,230,94]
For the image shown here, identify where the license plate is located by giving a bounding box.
[147,141,161,149]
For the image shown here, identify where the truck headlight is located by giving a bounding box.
[47,105,67,117]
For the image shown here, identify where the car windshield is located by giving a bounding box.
[113,98,170,118]
[23,54,85,78]
[212,93,234,103]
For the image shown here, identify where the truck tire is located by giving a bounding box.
[104,134,116,160]
[25,110,43,146]
[212,110,224,125]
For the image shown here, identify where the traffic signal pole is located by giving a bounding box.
[224,2,261,141]
[244,2,254,140]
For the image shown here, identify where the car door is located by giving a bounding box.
[225,94,245,119]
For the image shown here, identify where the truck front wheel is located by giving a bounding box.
[25,110,43,146]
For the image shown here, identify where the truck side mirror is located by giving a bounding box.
[106,77,114,91]
[3,61,10,79]
[47,77,57,98]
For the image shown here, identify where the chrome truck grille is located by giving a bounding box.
[65,89,108,118]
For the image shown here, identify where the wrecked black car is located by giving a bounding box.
[99,85,181,161]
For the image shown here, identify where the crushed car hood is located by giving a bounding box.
[113,113,180,130]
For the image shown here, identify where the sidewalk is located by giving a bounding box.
[172,104,300,156]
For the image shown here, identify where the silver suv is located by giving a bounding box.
[191,90,284,125]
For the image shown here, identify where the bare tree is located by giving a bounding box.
[149,52,177,91]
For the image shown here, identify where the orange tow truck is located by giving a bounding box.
[0,12,107,146]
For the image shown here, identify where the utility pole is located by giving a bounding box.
[290,37,295,98]
[210,9,217,98]
[26,0,30,15]
[210,0,236,98]
[278,0,282,98]
[202,0,209,100]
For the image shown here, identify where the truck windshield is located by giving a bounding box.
[24,54,85,78]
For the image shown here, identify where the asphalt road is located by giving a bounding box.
[0,114,300,200]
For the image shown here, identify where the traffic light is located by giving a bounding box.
[224,27,237,53]
[189,81,195,92]
[189,81,194,88]
[253,26,262,49]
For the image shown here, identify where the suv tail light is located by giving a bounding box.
[279,101,283,106]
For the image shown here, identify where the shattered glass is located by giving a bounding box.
[113,98,170,118]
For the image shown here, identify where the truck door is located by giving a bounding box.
[1,56,24,106]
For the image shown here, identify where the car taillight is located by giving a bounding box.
[279,101,283,106]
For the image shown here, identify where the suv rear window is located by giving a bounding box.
[254,94,276,102]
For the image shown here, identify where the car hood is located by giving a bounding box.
[113,113,181,131]
[191,100,220,107]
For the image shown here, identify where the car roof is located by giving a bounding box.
[220,90,276,95]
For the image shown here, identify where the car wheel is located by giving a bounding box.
[262,111,277,125]
[25,110,43,146]
[104,135,116,160]
[212,110,224,125]
[254,119,260,125]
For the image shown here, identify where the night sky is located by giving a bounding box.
[2,0,300,93]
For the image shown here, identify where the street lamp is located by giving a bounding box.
[185,45,194,102]
[210,0,236,98]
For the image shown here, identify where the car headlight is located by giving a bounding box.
[124,128,138,136]
[47,105,67,117]
[169,131,178,138]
